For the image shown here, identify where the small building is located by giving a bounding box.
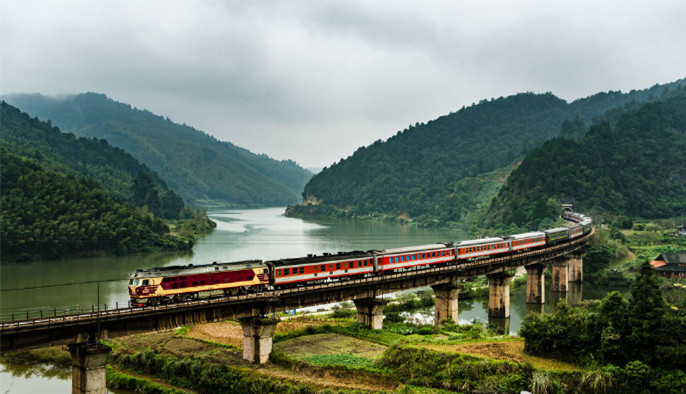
[650,253,686,278]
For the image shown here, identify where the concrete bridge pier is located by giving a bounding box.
[68,342,111,394]
[354,297,388,329]
[239,316,279,364]
[487,272,514,318]
[551,259,569,292]
[568,254,584,283]
[432,283,461,326]
[524,264,546,305]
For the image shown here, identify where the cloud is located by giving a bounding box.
[2,0,685,168]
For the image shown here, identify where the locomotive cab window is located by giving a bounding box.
[142,280,149,286]
[163,277,170,282]
[128,279,133,285]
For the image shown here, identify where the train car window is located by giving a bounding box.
[299,267,304,274]
[142,280,149,286]
[284,268,289,276]
[193,281,198,286]
[336,263,341,270]
[321,265,326,271]
[200,281,206,285]
[162,278,170,282]
[264,268,268,274]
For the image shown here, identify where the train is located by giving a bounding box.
[128,211,592,306]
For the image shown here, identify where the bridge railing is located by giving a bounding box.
[0,231,591,330]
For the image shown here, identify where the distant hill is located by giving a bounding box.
[3,93,313,207]
[0,149,193,261]
[290,78,686,224]
[1,102,188,219]
[485,91,686,230]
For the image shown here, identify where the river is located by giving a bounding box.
[0,207,612,392]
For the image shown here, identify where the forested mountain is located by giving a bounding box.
[3,93,312,207]
[0,149,193,261]
[485,91,686,230]
[291,79,686,224]
[0,102,185,219]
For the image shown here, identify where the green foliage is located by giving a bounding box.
[0,101,185,219]
[4,93,312,207]
[106,367,184,394]
[0,150,191,261]
[0,347,71,368]
[378,345,535,392]
[487,90,686,228]
[521,262,685,372]
[110,348,317,393]
[304,353,373,368]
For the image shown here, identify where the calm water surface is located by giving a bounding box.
[0,207,615,391]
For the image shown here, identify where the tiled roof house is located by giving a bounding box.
[650,253,686,278]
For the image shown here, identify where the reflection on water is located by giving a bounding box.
[401,280,620,335]
[0,363,131,394]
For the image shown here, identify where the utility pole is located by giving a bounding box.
[96,281,100,342]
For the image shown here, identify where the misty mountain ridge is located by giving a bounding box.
[289,78,686,225]
[3,92,313,208]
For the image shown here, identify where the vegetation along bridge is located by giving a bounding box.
[1,230,591,393]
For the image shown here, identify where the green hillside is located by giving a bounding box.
[0,102,185,219]
[291,79,686,225]
[0,150,193,261]
[3,93,312,207]
[485,91,686,230]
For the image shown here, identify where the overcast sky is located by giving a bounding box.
[2,1,685,168]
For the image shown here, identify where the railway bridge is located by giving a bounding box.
[0,231,590,393]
